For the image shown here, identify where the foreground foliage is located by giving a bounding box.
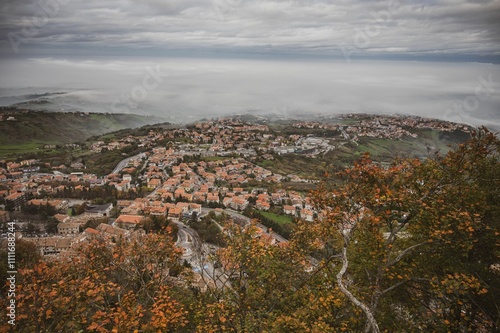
[1,130,499,332]
[302,129,500,332]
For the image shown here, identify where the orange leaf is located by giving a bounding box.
[88,322,100,330]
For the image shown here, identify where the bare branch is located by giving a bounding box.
[387,241,426,268]
[337,242,380,333]
[380,280,407,296]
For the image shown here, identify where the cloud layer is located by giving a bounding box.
[1,57,498,130]
[0,1,498,130]
[1,0,499,59]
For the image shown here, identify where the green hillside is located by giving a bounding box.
[256,128,472,181]
[0,110,164,156]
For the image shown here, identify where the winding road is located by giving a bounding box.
[111,152,147,175]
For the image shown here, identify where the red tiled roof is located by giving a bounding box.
[115,215,144,224]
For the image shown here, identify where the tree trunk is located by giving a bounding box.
[336,243,380,333]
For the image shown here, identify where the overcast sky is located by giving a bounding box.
[1,0,499,60]
[0,1,499,129]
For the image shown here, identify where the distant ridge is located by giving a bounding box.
[0,109,165,156]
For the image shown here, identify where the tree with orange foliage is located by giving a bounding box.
[1,130,498,333]
[194,222,310,332]
[305,128,500,332]
[1,230,189,333]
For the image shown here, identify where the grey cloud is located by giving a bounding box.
[129,0,211,16]
[0,0,499,59]
[0,1,498,132]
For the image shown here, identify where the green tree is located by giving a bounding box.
[45,217,59,234]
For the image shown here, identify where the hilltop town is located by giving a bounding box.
[0,114,474,274]
[2,112,499,333]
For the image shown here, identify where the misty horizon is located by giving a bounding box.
[1,57,499,131]
[0,0,499,130]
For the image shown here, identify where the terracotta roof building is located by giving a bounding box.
[114,214,144,230]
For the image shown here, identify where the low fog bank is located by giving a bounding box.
[0,57,498,131]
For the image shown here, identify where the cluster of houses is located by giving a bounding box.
[0,118,340,258]
[28,222,143,258]
[122,146,315,220]
[293,114,474,140]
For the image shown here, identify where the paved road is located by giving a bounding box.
[194,244,229,290]
[172,219,228,289]
[176,228,194,258]
[172,220,200,256]
[111,152,146,175]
